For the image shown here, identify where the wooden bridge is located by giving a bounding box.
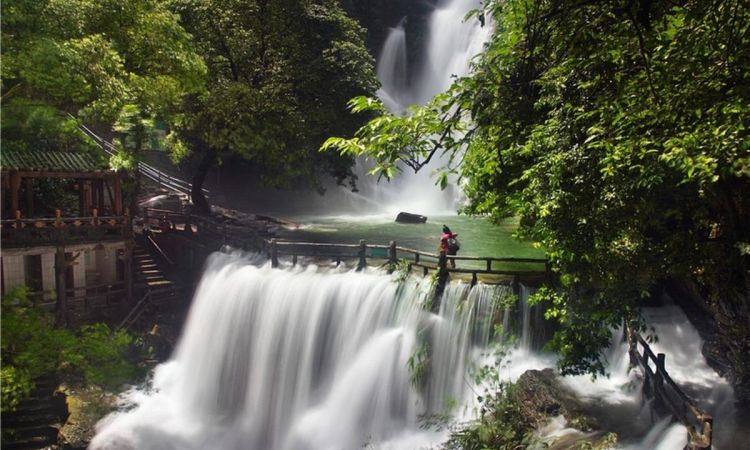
[266,239,550,286]
[626,325,713,449]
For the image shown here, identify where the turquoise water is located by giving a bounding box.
[279,215,546,269]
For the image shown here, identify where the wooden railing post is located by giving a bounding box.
[388,241,397,265]
[357,240,367,271]
[655,353,666,392]
[486,259,491,271]
[438,250,447,272]
[627,323,638,367]
[270,239,279,268]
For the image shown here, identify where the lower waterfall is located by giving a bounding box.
[90,252,739,450]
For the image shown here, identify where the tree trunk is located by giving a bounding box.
[191,149,217,215]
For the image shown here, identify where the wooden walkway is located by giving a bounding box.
[626,325,713,449]
[266,239,549,285]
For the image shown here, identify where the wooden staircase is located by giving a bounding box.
[1,375,68,450]
[119,238,185,331]
[134,241,174,290]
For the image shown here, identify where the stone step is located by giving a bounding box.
[3,425,59,441]
[1,434,58,450]
[1,412,61,428]
[14,398,59,414]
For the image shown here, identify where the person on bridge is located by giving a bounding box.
[440,225,460,268]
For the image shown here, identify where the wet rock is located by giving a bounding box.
[517,369,594,430]
[395,212,427,224]
[58,384,118,449]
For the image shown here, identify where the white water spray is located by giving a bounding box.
[91,253,741,450]
[349,0,492,217]
[91,253,507,450]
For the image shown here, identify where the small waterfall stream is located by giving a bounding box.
[91,253,740,450]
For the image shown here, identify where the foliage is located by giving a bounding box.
[406,329,431,389]
[323,0,750,385]
[1,0,206,167]
[443,381,530,450]
[1,287,137,412]
[166,0,379,212]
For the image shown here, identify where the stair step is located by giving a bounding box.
[140,269,162,275]
[1,413,61,428]
[15,398,58,414]
[3,425,59,440]
[1,435,58,450]
[146,280,173,287]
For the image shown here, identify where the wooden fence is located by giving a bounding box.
[627,326,713,449]
[1,212,130,247]
[266,239,548,284]
[142,207,265,250]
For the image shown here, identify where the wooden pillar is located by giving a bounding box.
[124,237,133,305]
[98,179,105,212]
[471,272,478,287]
[357,240,367,271]
[82,181,92,216]
[270,239,279,268]
[113,174,123,215]
[10,171,20,213]
[433,250,449,311]
[655,353,666,392]
[25,178,34,216]
[386,241,397,273]
[54,246,68,327]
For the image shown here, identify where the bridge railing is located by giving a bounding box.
[265,239,548,281]
[627,326,713,449]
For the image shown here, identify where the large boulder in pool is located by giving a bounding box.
[395,212,427,224]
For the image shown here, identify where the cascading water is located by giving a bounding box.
[91,252,742,449]
[350,0,492,217]
[91,253,509,450]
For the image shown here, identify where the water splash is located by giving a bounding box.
[91,253,506,450]
[91,254,740,449]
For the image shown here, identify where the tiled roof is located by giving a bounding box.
[1,149,108,172]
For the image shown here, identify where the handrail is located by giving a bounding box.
[1,215,128,226]
[117,291,152,331]
[264,239,548,279]
[73,116,209,195]
[269,239,547,263]
[146,235,175,266]
[628,327,713,449]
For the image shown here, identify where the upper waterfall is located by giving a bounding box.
[350,0,492,217]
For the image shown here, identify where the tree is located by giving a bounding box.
[166,0,379,213]
[1,0,207,198]
[323,0,750,396]
[1,287,137,412]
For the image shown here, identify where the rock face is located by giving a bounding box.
[517,369,588,428]
[395,212,427,224]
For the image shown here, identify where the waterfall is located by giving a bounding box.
[376,20,408,113]
[349,0,492,217]
[91,253,742,449]
[90,253,510,450]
